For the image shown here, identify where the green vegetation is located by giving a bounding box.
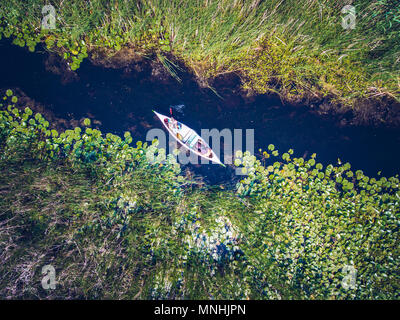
[1,91,399,299]
[0,0,399,103]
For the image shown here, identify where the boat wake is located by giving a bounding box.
[170,104,185,115]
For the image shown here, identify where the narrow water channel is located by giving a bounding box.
[1,39,399,185]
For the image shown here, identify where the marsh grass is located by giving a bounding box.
[0,0,399,103]
[1,91,399,299]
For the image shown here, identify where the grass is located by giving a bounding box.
[0,151,252,299]
[0,0,399,105]
[0,92,399,299]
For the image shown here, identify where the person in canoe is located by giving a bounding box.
[164,117,183,140]
[154,110,224,166]
[164,117,177,130]
[196,140,213,158]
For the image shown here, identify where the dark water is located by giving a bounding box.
[1,39,400,185]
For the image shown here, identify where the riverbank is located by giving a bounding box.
[1,0,399,120]
[91,45,400,128]
[1,91,399,299]
[2,37,400,184]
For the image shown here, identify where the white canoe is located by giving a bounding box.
[153,110,224,166]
